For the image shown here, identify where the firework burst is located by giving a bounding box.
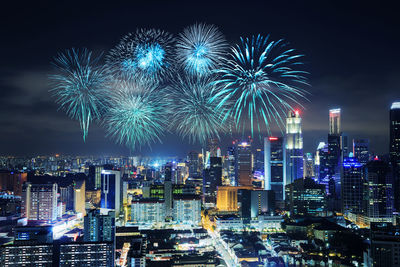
[176,23,228,76]
[106,29,175,83]
[169,76,229,144]
[49,48,109,141]
[104,81,168,150]
[214,35,309,135]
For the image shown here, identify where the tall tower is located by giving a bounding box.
[286,110,303,184]
[341,157,363,215]
[390,102,400,211]
[264,136,286,201]
[329,108,341,135]
[235,141,253,186]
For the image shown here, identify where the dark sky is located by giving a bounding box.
[1,1,399,157]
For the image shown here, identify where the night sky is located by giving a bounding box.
[1,1,399,157]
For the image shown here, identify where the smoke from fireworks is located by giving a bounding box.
[106,29,175,83]
[104,81,168,149]
[214,35,309,136]
[169,76,229,144]
[176,23,228,76]
[49,48,109,141]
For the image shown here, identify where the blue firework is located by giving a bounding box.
[49,48,109,141]
[214,35,309,135]
[106,29,175,83]
[169,75,229,144]
[176,23,228,76]
[104,81,168,150]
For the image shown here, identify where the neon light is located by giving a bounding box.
[269,137,278,141]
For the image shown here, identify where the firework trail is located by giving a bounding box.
[49,48,109,141]
[104,81,168,150]
[169,75,229,144]
[176,23,228,76]
[214,35,309,136]
[106,29,175,84]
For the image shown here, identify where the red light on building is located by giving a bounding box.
[295,110,299,115]
[269,137,278,141]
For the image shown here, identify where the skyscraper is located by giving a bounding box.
[188,151,201,178]
[236,141,253,186]
[329,108,341,135]
[303,153,315,178]
[73,179,86,216]
[341,157,363,215]
[285,110,303,184]
[353,139,370,165]
[203,157,222,206]
[207,138,219,157]
[390,102,400,211]
[84,209,115,242]
[264,136,286,202]
[21,183,58,222]
[363,159,393,224]
[100,170,122,216]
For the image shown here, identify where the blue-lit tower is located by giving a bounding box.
[264,136,286,202]
[285,110,303,184]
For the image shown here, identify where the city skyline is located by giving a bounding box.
[1,1,399,156]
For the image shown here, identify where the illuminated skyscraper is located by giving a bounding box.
[203,156,222,206]
[100,170,122,216]
[84,209,115,242]
[188,151,201,178]
[304,153,315,178]
[73,179,86,216]
[264,136,286,201]
[21,183,58,223]
[390,102,400,211]
[285,110,303,184]
[341,157,363,215]
[235,141,253,186]
[353,139,370,165]
[329,108,341,135]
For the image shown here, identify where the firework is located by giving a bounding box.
[49,48,109,141]
[176,23,228,76]
[169,76,229,144]
[104,81,168,150]
[106,29,175,83]
[214,35,309,135]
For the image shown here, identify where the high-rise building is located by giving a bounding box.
[329,108,341,135]
[100,170,122,216]
[254,148,264,173]
[59,184,74,211]
[353,139,370,165]
[203,157,222,206]
[0,244,54,266]
[235,141,253,186]
[131,199,165,225]
[363,159,393,224]
[84,209,115,242]
[226,145,236,185]
[341,157,363,215]
[88,165,104,190]
[173,195,201,225]
[303,153,315,178]
[188,151,201,178]
[285,177,327,216]
[315,141,329,183]
[285,110,303,184]
[250,190,275,218]
[21,183,58,222]
[207,138,219,157]
[390,102,400,212]
[59,242,114,267]
[216,186,253,212]
[264,137,286,201]
[164,163,173,219]
[73,179,86,216]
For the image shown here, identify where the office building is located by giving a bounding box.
[327,108,342,202]
[59,184,74,211]
[370,223,400,267]
[285,178,327,216]
[286,110,303,184]
[329,108,341,135]
[207,138,219,157]
[173,195,201,225]
[100,169,122,216]
[264,136,286,201]
[203,156,222,206]
[390,102,400,212]
[250,190,275,218]
[254,148,264,173]
[0,244,54,266]
[304,153,315,178]
[353,139,370,165]
[14,225,53,245]
[315,141,329,183]
[88,165,103,190]
[21,183,58,222]
[226,145,236,185]
[341,157,363,215]
[59,242,114,267]
[73,179,86,216]
[363,160,393,223]
[83,209,115,242]
[235,141,253,186]
[188,151,201,178]
[216,186,253,212]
